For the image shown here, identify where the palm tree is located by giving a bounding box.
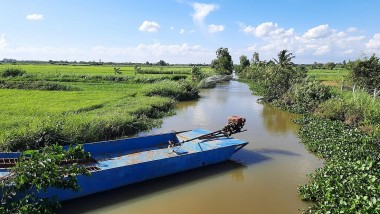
[273,50,295,68]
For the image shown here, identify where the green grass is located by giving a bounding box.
[307,68,349,85]
[0,64,207,151]
[0,64,135,76]
[0,64,213,76]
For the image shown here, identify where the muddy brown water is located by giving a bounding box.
[61,80,323,214]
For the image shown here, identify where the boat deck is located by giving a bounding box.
[94,145,178,169]
[92,140,213,170]
[0,129,247,179]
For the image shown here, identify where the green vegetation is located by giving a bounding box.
[0,80,80,91]
[239,51,380,212]
[296,116,379,213]
[144,80,199,101]
[349,54,380,90]
[0,144,90,213]
[0,64,205,151]
[274,80,332,114]
[1,67,26,77]
[211,47,233,75]
[239,50,308,103]
[315,89,380,136]
[307,68,349,83]
[134,66,192,75]
[235,55,250,73]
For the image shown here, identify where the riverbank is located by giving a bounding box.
[239,62,380,212]
[0,64,201,151]
[60,79,322,214]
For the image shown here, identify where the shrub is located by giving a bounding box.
[0,144,90,213]
[144,80,199,101]
[1,68,26,77]
[275,80,332,113]
[316,90,380,126]
[349,54,380,90]
[0,81,80,91]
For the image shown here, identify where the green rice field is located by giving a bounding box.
[0,64,205,151]
[307,68,349,85]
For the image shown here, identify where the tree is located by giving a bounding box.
[239,55,250,69]
[273,50,295,68]
[324,62,336,70]
[252,52,260,64]
[349,54,380,90]
[211,47,234,75]
[191,65,203,81]
[235,55,250,73]
[157,60,167,66]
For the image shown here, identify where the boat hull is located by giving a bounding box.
[1,129,248,201]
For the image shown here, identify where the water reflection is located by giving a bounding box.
[175,100,198,110]
[63,80,323,214]
[231,149,271,166]
[60,161,247,214]
[261,104,299,134]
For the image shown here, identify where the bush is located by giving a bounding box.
[315,90,380,126]
[349,54,380,90]
[0,81,80,91]
[144,80,199,101]
[275,80,332,113]
[0,144,90,213]
[1,68,26,77]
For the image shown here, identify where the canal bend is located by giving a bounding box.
[62,80,323,214]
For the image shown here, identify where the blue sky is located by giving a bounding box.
[0,0,380,64]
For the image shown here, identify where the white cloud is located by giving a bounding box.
[92,43,213,63]
[170,26,174,30]
[240,22,294,39]
[179,29,185,34]
[0,43,214,63]
[139,21,160,32]
[191,2,219,25]
[26,14,43,20]
[366,34,380,49]
[255,22,278,37]
[0,34,7,49]
[242,26,255,34]
[302,24,331,39]
[347,27,358,33]
[314,45,330,55]
[343,49,354,54]
[346,36,365,42]
[208,24,224,33]
[238,22,376,62]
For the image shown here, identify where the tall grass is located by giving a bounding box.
[1,67,26,77]
[144,80,199,101]
[0,80,79,91]
[0,89,174,151]
[316,89,380,127]
[0,64,202,151]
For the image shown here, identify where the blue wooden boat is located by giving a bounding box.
[0,117,248,201]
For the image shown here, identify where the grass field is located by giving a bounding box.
[0,64,208,151]
[307,68,349,86]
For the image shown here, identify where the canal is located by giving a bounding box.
[61,80,323,213]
